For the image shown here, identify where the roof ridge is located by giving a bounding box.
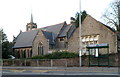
[42,21,65,28]
[41,30,52,33]
[22,28,40,33]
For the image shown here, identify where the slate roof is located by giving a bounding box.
[58,24,70,37]
[41,22,65,39]
[42,30,55,44]
[13,30,38,48]
[67,24,76,38]
[13,21,75,48]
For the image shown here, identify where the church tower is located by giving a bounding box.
[26,14,37,31]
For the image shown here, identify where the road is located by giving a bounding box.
[1,75,119,77]
[1,67,120,77]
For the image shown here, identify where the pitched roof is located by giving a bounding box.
[13,29,56,48]
[58,24,70,37]
[13,30,38,48]
[13,21,74,48]
[67,24,76,38]
[13,31,22,42]
[41,22,65,38]
[42,30,55,44]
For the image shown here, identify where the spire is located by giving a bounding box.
[30,13,33,23]
[26,12,37,31]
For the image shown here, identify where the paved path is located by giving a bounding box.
[1,66,119,76]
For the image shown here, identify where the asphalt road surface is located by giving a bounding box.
[2,67,119,77]
[1,75,119,77]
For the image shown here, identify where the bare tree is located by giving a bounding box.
[102,0,120,31]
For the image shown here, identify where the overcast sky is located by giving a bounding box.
[0,0,113,41]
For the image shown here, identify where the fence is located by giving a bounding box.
[82,53,118,67]
[3,58,79,67]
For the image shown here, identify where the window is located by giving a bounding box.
[26,49,32,58]
[94,35,99,41]
[86,36,89,41]
[81,35,99,55]
[32,26,36,28]
[27,49,29,58]
[82,37,86,42]
[23,50,26,58]
[17,50,20,58]
[90,41,94,44]
[60,38,64,41]
[90,36,94,41]
[38,42,44,55]
[30,49,32,57]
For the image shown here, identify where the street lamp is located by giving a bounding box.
[79,0,82,67]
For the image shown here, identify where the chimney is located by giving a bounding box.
[70,17,75,25]
[20,30,22,33]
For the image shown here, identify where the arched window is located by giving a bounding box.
[24,50,26,58]
[22,49,26,58]
[30,49,32,58]
[38,42,44,55]
[27,49,29,58]
[17,50,20,58]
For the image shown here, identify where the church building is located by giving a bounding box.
[12,14,119,59]
[12,14,77,58]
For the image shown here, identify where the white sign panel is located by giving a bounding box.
[79,50,82,56]
[95,48,98,57]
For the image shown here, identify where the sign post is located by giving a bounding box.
[79,50,82,66]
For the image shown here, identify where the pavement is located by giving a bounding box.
[1,66,119,76]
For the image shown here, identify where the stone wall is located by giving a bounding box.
[68,28,79,53]
[3,53,118,67]
[3,58,79,67]
[32,29,49,56]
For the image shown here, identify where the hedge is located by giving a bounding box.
[32,51,79,59]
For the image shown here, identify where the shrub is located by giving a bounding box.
[32,51,79,59]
